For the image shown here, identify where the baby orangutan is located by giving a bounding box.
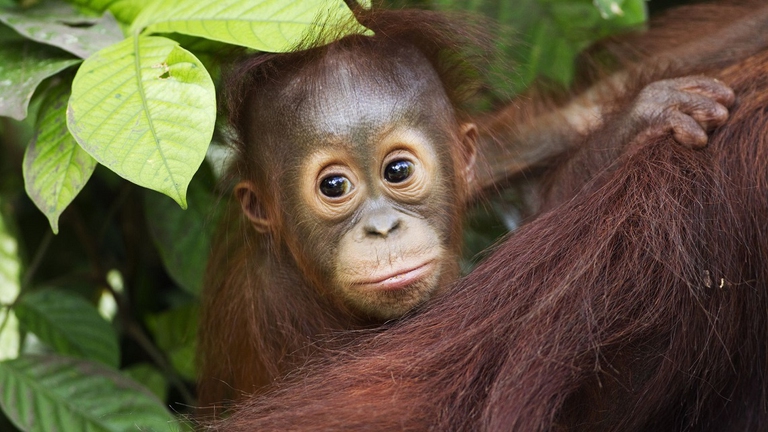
[197,8,733,411]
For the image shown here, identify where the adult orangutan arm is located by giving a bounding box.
[474,2,768,197]
[543,75,734,207]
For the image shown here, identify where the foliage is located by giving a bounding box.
[0,0,653,430]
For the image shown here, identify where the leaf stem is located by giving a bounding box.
[0,304,11,336]
[21,230,53,290]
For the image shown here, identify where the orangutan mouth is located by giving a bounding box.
[354,261,436,292]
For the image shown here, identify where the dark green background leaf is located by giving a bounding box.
[145,169,218,295]
[124,363,168,402]
[0,2,123,58]
[0,30,80,120]
[14,289,119,368]
[0,354,177,432]
[147,305,198,380]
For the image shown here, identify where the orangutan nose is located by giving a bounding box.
[363,211,402,238]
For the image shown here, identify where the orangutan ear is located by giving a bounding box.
[458,122,478,187]
[234,181,272,233]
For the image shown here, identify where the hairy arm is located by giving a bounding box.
[473,1,768,199]
[474,85,608,193]
[543,75,734,207]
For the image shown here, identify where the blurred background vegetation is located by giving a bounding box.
[0,0,699,430]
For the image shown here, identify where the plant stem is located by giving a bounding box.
[21,230,53,289]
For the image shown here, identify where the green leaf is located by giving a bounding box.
[68,0,155,24]
[432,0,646,97]
[0,354,178,432]
[67,35,216,208]
[0,16,13,40]
[132,0,370,52]
[145,173,218,295]
[0,202,20,361]
[0,33,80,120]
[0,2,124,59]
[23,82,97,234]
[123,363,168,402]
[597,0,646,30]
[14,289,119,368]
[484,0,646,94]
[147,305,197,380]
[593,0,627,19]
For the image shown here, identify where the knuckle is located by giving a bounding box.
[714,104,729,119]
[694,103,728,123]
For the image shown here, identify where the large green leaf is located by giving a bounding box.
[145,173,217,295]
[132,0,370,52]
[0,354,178,432]
[0,30,80,120]
[68,0,154,24]
[14,289,119,368]
[67,35,216,208]
[0,202,20,361]
[23,82,97,234]
[0,2,123,59]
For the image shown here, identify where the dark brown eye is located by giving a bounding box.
[384,160,414,183]
[319,175,351,198]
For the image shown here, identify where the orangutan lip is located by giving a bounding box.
[354,261,435,291]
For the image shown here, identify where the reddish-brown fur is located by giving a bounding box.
[205,2,768,430]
